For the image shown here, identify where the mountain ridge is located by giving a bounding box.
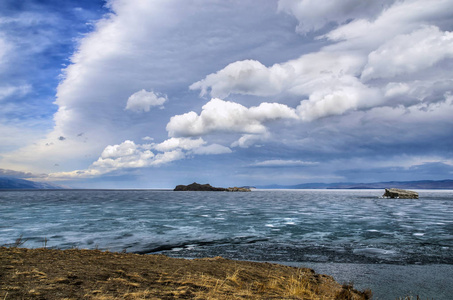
[256,179,453,189]
[0,177,65,190]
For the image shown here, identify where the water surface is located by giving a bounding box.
[1,189,452,299]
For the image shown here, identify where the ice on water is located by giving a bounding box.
[2,189,453,298]
[1,189,453,265]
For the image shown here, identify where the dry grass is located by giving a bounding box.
[0,247,371,299]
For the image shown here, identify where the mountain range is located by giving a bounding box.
[1,177,453,190]
[0,177,65,190]
[256,179,453,189]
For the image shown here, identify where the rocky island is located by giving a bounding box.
[174,182,251,192]
[383,188,419,199]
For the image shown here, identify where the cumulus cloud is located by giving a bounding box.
[125,89,167,112]
[361,26,453,80]
[189,60,292,98]
[49,140,184,179]
[190,53,383,122]
[93,143,179,171]
[154,137,205,152]
[49,136,233,179]
[296,78,382,121]
[190,52,364,99]
[190,0,453,124]
[92,140,158,171]
[100,140,139,159]
[167,98,298,137]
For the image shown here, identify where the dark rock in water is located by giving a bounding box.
[174,182,251,192]
[174,182,227,191]
[226,187,252,192]
[238,186,256,190]
[383,188,419,199]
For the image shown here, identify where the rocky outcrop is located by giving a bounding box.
[226,187,252,192]
[174,182,226,191]
[174,182,251,192]
[383,188,419,199]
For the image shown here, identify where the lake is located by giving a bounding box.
[1,189,452,299]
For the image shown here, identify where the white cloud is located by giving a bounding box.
[384,82,411,98]
[94,140,155,169]
[362,26,453,80]
[125,89,167,112]
[154,137,205,152]
[189,60,292,98]
[48,136,234,179]
[190,52,364,99]
[296,78,382,121]
[190,0,453,124]
[322,0,453,52]
[48,140,185,179]
[189,51,384,122]
[251,159,318,167]
[191,144,232,155]
[166,98,298,137]
[0,1,184,172]
[231,133,270,149]
[100,140,138,159]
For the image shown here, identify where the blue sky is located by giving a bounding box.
[1,0,453,188]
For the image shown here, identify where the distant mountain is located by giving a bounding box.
[256,179,453,190]
[0,177,65,190]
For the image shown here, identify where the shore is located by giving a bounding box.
[0,247,370,299]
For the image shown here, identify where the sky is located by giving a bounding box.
[1,0,453,188]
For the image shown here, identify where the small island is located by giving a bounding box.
[174,182,251,192]
[383,188,419,199]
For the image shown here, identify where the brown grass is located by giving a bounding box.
[0,247,371,299]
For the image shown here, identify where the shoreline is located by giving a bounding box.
[1,247,371,299]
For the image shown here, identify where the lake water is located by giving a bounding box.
[1,189,452,299]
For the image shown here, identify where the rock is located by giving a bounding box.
[174,183,251,192]
[226,187,251,192]
[174,182,227,191]
[383,188,419,199]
